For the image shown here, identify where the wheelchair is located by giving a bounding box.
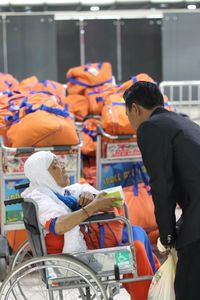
[1,194,153,300]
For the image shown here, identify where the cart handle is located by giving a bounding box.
[0,133,83,155]
[83,115,101,121]
[96,124,136,140]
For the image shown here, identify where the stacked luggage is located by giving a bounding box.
[65,63,174,244]
[0,65,173,254]
[0,74,78,147]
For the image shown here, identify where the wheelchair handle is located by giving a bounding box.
[0,135,82,154]
[15,183,30,190]
[4,198,24,206]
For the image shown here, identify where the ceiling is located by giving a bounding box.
[0,0,200,12]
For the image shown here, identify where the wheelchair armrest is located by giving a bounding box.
[15,183,30,190]
[81,212,116,223]
[4,198,24,206]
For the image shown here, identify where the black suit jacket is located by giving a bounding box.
[137,107,200,249]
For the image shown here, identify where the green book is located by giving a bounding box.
[102,186,124,207]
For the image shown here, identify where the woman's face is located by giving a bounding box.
[48,157,69,187]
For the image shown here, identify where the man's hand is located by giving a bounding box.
[157,238,174,256]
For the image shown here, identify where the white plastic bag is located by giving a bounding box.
[148,240,177,300]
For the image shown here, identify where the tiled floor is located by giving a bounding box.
[0,280,130,299]
[115,289,130,299]
[0,266,130,299]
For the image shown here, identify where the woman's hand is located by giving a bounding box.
[93,192,123,212]
[78,192,94,207]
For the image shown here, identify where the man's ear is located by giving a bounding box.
[132,103,140,114]
[134,103,143,115]
[131,103,136,111]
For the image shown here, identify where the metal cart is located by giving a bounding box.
[96,125,149,191]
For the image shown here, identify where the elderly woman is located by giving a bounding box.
[22,151,160,300]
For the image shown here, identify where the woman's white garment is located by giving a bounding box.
[66,183,99,198]
[22,151,87,253]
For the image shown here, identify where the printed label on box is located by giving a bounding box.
[4,153,77,174]
[107,143,141,158]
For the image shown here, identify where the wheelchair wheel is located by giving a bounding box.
[0,257,7,281]
[0,254,108,300]
[10,240,32,271]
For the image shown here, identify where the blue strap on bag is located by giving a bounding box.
[67,77,113,88]
[6,96,70,125]
[133,164,139,196]
[98,224,105,248]
[81,127,97,142]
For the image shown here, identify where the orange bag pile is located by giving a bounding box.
[84,83,114,115]
[163,94,174,111]
[117,73,155,93]
[19,76,39,93]
[0,73,19,92]
[66,62,114,120]
[0,91,78,147]
[0,92,29,145]
[102,92,135,135]
[82,158,97,187]
[101,73,155,135]
[66,94,89,121]
[81,118,102,156]
[32,79,66,105]
[67,62,113,95]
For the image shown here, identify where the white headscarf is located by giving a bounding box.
[24,151,64,195]
[22,151,88,254]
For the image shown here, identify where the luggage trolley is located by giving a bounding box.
[0,137,82,275]
[96,125,148,191]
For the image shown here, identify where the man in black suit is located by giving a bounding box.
[123,81,200,300]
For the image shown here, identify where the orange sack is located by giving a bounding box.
[113,73,155,94]
[102,93,135,135]
[81,118,102,156]
[163,94,174,111]
[67,62,113,95]
[84,83,114,115]
[7,109,79,147]
[123,184,158,234]
[0,73,19,92]
[66,94,89,121]
[81,208,124,249]
[0,94,11,144]
[19,76,38,93]
[6,230,28,252]
[32,79,66,105]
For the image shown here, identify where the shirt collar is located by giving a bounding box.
[150,106,166,117]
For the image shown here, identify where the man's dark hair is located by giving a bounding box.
[123,81,164,110]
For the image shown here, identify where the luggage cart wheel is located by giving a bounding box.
[0,257,7,281]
